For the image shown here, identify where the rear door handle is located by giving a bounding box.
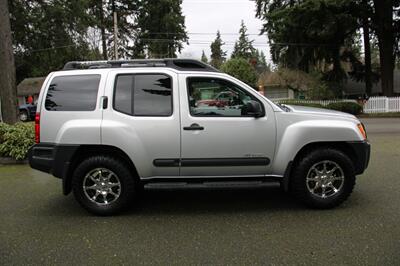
[183,123,204,131]
[101,96,108,109]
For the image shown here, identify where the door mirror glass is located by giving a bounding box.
[243,100,263,117]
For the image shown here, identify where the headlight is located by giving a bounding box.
[357,123,367,140]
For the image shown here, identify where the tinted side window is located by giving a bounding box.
[187,77,261,117]
[114,75,133,114]
[114,74,172,116]
[45,75,100,111]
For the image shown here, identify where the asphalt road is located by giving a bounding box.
[1,118,400,265]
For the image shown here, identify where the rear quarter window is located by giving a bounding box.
[45,75,101,111]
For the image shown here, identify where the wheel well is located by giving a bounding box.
[292,142,358,168]
[282,141,358,192]
[63,145,139,195]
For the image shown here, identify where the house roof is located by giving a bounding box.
[17,77,46,96]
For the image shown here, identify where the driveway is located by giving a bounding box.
[1,118,399,265]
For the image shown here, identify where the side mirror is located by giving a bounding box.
[243,100,263,117]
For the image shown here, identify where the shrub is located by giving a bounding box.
[0,122,35,160]
[326,102,363,115]
[221,58,258,87]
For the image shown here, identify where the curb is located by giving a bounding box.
[0,157,28,165]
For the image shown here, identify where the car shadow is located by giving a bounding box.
[127,183,306,216]
[41,184,316,217]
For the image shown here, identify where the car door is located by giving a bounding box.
[101,69,181,179]
[179,74,276,177]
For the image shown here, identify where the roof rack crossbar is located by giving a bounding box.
[62,59,219,72]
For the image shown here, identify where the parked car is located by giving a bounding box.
[28,59,370,215]
[197,91,243,108]
[19,103,37,122]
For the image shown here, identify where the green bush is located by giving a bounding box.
[326,102,363,115]
[0,122,35,160]
[278,100,325,109]
[221,58,258,87]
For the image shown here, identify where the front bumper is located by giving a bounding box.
[347,140,370,175]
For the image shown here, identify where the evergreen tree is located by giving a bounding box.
[255,0,361,96]
[259,50,267,67]
[201,50,208,63]
[9,0,100,82]
[135,0,188,58]
[210,31,226,69]
[254,49,270,73]
[231,20,256,60]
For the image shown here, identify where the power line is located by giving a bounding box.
[140,32,265,36]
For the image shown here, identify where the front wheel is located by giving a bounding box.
[72,156,136,215]
[290,148,356,209]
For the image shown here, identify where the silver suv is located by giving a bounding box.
[28,59,370,215]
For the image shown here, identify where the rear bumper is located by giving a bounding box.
[28,143,79,179]
[347,140,370,175]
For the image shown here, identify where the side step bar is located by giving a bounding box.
[142,175,282,189]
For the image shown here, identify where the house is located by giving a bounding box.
[261,84,296,99]
[17,77,46,106]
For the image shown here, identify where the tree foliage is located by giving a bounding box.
[256,0,358,78]
[201,50,208,63]
[210,31,226,69]
[9,0,101,82]
[134,0,188,58]
[255,0,400,96]
[221,58,258,86]
[8,0,189,82]
[231,20,256,60]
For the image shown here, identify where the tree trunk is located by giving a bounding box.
[362,0,372,96]
[0,0,18,124]
[373,0,394,97]
[99,0,108,60]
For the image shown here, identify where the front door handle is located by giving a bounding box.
[183,123,204,131]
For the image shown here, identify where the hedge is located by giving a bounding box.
[0,122,35,160]
[326,102,363,115]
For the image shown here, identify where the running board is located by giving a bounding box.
[144,180,280,189]
[142,175,282,189]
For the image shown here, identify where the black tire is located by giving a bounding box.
[290,148,356,209]
[72,156,136,216]
[19,110,28,122]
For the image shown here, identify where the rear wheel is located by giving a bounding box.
[290,148,355,209]
[72,156,136,215]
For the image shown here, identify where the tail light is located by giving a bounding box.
[35,112,40,143]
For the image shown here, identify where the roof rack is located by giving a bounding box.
[62,59,220,72]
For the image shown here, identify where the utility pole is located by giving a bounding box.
[112,0,119,60]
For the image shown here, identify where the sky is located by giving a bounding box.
[179,0,271,62]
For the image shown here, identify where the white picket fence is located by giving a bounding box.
[273,96,400,114]
[363,96,400,113]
